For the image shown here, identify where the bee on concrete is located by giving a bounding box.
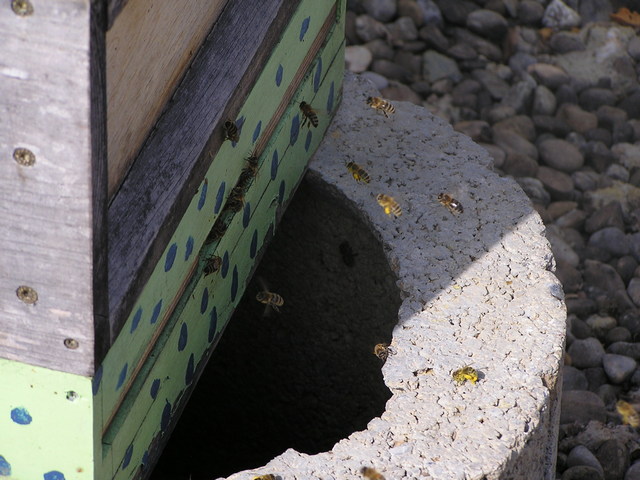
[256,291,284,312]
[203,255,222,276]
[616,400,640,428]
[300,101,319,128]
[366,96,395,117]
[373,343,396,362]
[376,194,402,218]
[346,160,370,184]
[253,475,276,480]
[339,240,358,267]
[437,193,463,215]
[452,366,478,385]
[205,218,228,244]
[361,467,385,480]
[223,120,240,143]
[227,184,245,212]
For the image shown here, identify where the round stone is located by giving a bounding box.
[603,353,637,384]
[538,138,584,172]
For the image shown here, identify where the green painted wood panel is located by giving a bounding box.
[102,22,345,480]
[95,0,340,435]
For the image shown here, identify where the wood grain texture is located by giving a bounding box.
[106,0,229,198]
[0,0,107,375]
[108,0,300,338]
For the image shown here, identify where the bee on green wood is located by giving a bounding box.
[300,101,319,128]
[223,120,240,143]
[203,255,222,276]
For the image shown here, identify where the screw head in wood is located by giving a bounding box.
[16,285,37,304]
[11,0,33,16]
[64,338,79,349]
[13,147,35,166]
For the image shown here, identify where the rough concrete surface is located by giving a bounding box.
[223,73,566,480]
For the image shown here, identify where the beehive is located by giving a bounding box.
[0,0,345,478]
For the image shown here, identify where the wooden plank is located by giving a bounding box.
[108,0,300,339]
[0,0,107,375]
[106,0,229,198]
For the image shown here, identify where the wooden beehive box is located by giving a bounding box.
[0,0,345,478]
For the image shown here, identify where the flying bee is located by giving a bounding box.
[376,194,402,217]
[253,475,276,480]
[361,467,385,480]
[437,193,463,215]
[223,120,240,143]
[366,96,395,117]
[616,400,640,428]
[299,101,319,128]
[373,343,396,362]
[203,255,222,276]
[256,291,284,312]
[452,366,478,385]
[227,184,245,212]
[346,161,370,184]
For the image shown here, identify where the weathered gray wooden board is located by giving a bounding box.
[0,1,107,375]
[108,0,300,339]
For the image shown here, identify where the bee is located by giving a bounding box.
[253,476,276,480]
[205,219,228,244]
[203,255,222,276]
[346,161,370,184]
[452,366,478,385]
[361,467,385,480]
[299,101,319,128]
[616,400,640,428]
[373,343,396,362]
[227,184,245,212]
[366,96,395,117]
[223,120,239,143]
[376,194,402,217]
[256,291,284,312]
[437,193,463,215]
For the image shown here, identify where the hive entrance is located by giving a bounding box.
[151,175,402,480]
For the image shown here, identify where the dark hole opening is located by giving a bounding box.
[151,175,402,479]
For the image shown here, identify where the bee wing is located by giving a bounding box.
[256,275,270,292]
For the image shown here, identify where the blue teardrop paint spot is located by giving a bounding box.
[43,472,65,480]
[197,180,208,210]
[299,16,310,41]
[200,288,209,314]
[305,130,313,152]
[221,251,229,278]
[130,307,142,334]
[243,202,251,228]
[10,407,31,425]
[142,451,149,468]
[290,116,300,146]
[279,180,286,204]
[208,307,218,342]
[314,57,323,93]
[252,121,262,143]
[185,353,195,385]
[122,444,133,469]
[327,81,335,113]
[150,299,162,324]
[214,182,226,214]
[271,150,279,180]
[250,230,258,259]
[92,365,103,396]
[161,400,171,433]
[0,456,10,476]
[236,116,245,132]
[275,64,283,86]
[185,236,194,261]
[231,266,239,302]
[116,363,128,391]
[150,378,160,400]
[178,322,188,351]
[164,243,177,272]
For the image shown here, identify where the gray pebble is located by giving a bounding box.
[546,224,579,265]
[387,16,419,44]
[486,104,517,123]
[493,127,538,159]
[597,383,621,406]
[556,259,583,293]
[585,201,624,233]
[371,59,411,83]
[628,36,640,63]
[472,69,510,100]
[479,143,505,168]
[579,87,616,112]
[583,259,628,296]
[584,128,612,147]
[584,141,615,172]
[421,50,462,83]
[494,115,536,141]
[607,342,640,361]
[564,365,589,391]
[345,46,373,73]
[626,461,640,480]
[533,115,571,136]
[438,0,477,25]
[380,82,422,105]
[567,445,605,478]
[453,120,491,142]
[500,75,536,113]
[605,327,632,345]
[508,52,538,74]
[362,0,397,22]
[360,71,389,91]
[578,0,613,24]
[539,138,584,172]
[618,91,640,120]
[603,353,637,384]
[502,152,539,177]
[550,31,586,54]
[606,164,630,183]
[627,278,640,309]
[557,103,598,134]
[416,0,443,27]
[447,42,477,61]
[568,337,605,368]
[595,439,629,480]
[588,227,630,257]
[615,256,639,284]
[398,0,424,27]
[419,24,449,51]
[355,14,388,42]
[556,209,586,229]
[543,0,581,28]
[584,367,608,391]
[517,0,545,25]
[365,39,395,60]
[452,27,503,62]
[566,296,598,317]
[560,389,607,424]
[561,465,604,480]
[619,310,640,336]
[548,200,579,220]
[537,166,574,200]
[585,314,617,336]
[466,9,508,39]
[596,105,628,130]
[613,121,635,144]
[527,62,570,89]
[532,84,557,116]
